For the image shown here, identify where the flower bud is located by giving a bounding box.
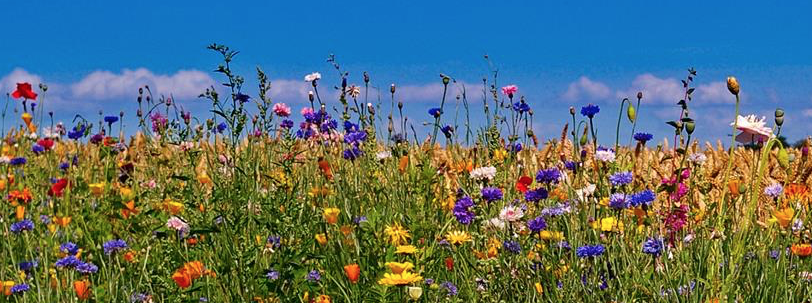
[727,76,740,95]
[406,287,423,300]
[579,126,588,146]
[685,120,695,135]
[398,101,403,110]
[442,75,450,85]
[308,91,315,102]
[363,72,369,84]
[367,103,375,115]
[569,106,575,115]
[775,108,785,126]
[637,91,643,100]
[778,146,789,169]
[390,84,396,94]
[627,104,636,123]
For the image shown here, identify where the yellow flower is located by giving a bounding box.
[406,286,423,300]
[323,208,340,225]
[119,187,135,201]
[377,271,423,286]
[314,295,331,303]
[197,171,212,185]
[384,222,411,246]
[591,217,624,232]
[89,182,105,197]
[599,197,610,207]
[445,230,472,245]
[385,262,414,274]
[162,198,184,215]
[315,233,327,246]
[539,231,565,241]
[535,282,543,294]
[493,148,507,162]
[773,208,795,228]
[395,245,418,255]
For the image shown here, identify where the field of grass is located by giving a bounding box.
[1,45,811,302]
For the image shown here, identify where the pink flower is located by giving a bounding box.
[167,216,189,232]
[301,107,314,116]
[272,103,291,117]
[731,115,774,144]
[501,85,518,97]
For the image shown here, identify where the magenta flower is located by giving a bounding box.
[501,85,518,98]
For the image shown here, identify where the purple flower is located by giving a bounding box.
[440,281,458,296]
[609,193,628,209]
[629,190,656,207]
[524,188,548,203]
[541,202,571,217]
[633,132,653,143]
[306,269,321,282]
[280,119,294,129]
[503,240,522,254]
[77,262,99,274]
[536,168,561,184]
[266,269,280,280]
[527,216,547,232]
[642,237,664,256]
[428,108,443,117]
[55,255,82,268]
[764,183,783,199]
[576,244,605,258]
[608,171,633,186]
[104,116,119,124]
[441,125,454,138]
[9,157,27,166]
[481,187,503,202]
[10,219,34,233]
[580,104,600,118]
[10,283,29,294]
[453,196,476,225]
[235,93,251,103]
[342,147,363,161]
[60,242,79,255]
[103,239,128,255]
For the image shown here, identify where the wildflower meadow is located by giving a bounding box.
[2,44,812,302]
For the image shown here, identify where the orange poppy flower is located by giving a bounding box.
[786,183,810,203]
[121,200,139,219]
[792,244,812,257]
[344,264,360,283]
[398,155,409,173]
[123,251,137,263]
[54,216,72,227]
[74,280,91,300]
[172,271,192,289]
[15,205,24,221]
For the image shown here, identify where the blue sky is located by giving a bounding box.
[3,1,812,144]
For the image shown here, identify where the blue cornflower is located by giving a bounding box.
[344,131,368,145]
[564,161,578,171]
[266,269,280,281]
[353,216,368,224]
[306,269,321,282]
[10,283,29,294]
[536,168,561,184]
[280,119,294,129]
[55,255,82,268]
[425,278,435,285]
[503,240,522,254]
[216,122,228,134]
[642,237,664,256]
[342,147,363,161]
[235,93,251,103]
[266,236,281,249]
[32,144,45,154]
[428,107,443,117]
[68,124,86,140]
[441,125,454,138]
[9,157,27,166]
[481,187,503,202]
[59,162,70,170]
[453,196,476,225]
[541,202,571,217]
[524,188,548,203]
[441,281,458,296]
[130,293,150,302]
[508,142,522,153]
[343,121,359,132]
[608,171,633,186]
[576,244,605,258]
[633,132,653,143]
[77,261,99,274]
[609,193,628,209]
[10,219,34,233]
[580,104,600,118]
[103,239,128,255]
[527,216,547,232]
[39,215,50,224]
[104,116,119,124]
[18,260,38,272]
[629,189,656,207]
[60,242,79,255]
[512,101,531,113]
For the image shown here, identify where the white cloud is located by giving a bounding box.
[71,68,214,100]
[268,79,311,101]
[562,76,612,102]
[0,68,43,95]
[803,109,812,118]
[616,73,735,105]
[694,81,736,104]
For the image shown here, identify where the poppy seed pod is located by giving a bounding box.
[727,76,740,95]
[637,91,643,100]
[308,91,315,102]
[775,108,785,126]
[569,106,575,115]
[390,84,396,94]
[398,101,403,110]
[685,120,695,135]
[442,75,450,85]
[363,72,369,84]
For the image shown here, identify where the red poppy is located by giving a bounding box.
[37,138,54,151]
[515,176,533,193]
[344,264,360,283]
[11,83,37,100]
[445,256,454,271]
[49,179,69,197]
[318,158,333,181]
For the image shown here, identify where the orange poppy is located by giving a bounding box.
[121,200,139,219]
[15,205,24,220]
[344,264,360,283]
[54,216,72,227]
[398,155,409,173]
[792,244,812,257]
[786,183,810,203]
[74,280,91,300]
